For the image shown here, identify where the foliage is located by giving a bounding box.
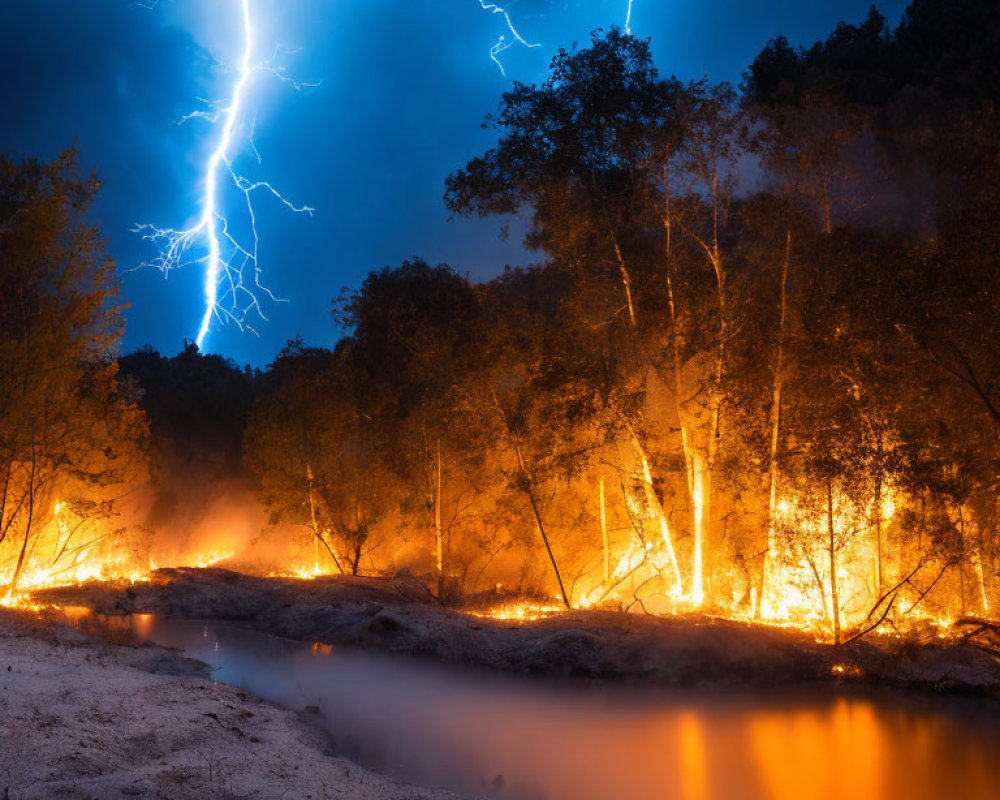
[0,151,147,592]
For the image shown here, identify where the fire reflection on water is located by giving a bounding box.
[679,713,708,800]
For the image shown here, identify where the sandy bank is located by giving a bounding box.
[0,608,462,800]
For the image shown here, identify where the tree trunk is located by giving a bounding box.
[627,425,683,594]
[827,478,841,645]
[609,226,637,327]
[973,513,990,615]
[959,557,967,617]
[661,163,700,604]
[435,439,444,598]
[352,495,362,576]
[489,384,570,608]
[517,453,570,608]
[675,160,727,608]
[808,558,830,622]
[0,459,11,547]
[702,166,725,608]
[874,473,884,596]
[306,461,344,575]
[351,533,362,577]
[7,443,37,599]
[690,452,706,607]
[822,173,833,235]
[760,229,791,618]
[700,287,724,606]
[600,476,610,593]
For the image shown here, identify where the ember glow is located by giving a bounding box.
[469,600,564,622]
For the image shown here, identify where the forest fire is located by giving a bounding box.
[8,2,1000,798]
[0,487,965,644]
[0,561,148,609]
[7,24,999,646]
[0,503,149,608]
[0,470,979,642]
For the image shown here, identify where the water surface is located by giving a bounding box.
[61,610,1000,800]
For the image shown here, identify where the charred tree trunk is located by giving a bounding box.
[518,463,570,608]
[701,168,726,609]
[0,459,11,547]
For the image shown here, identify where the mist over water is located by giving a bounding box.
[65,612,1000,800]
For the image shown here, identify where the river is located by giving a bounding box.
[59,610,1000,800]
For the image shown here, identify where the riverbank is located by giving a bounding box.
[35,568,1000,696]
[0,607,462,800]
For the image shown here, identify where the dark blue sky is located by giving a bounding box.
[0,0,908,365]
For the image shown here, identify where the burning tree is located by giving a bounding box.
[244,339,386,576]
[0,151,148,599]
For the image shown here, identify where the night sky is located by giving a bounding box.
[0,0,908,366]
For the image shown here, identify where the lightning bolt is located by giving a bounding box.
[135,0,314,349]
[134,1,630,348]
[475,1,540,76]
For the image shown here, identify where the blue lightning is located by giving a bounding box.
[475,1,540,75]
[135,1,633,348]
[135,0,314,348]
